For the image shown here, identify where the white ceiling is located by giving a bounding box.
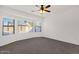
[1,5,79,18]
[5,5,54,18]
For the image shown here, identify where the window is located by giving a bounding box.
[35,22,42,32]
[18,20,33,33]
[2,17,42,35]
[2,17,15,35]
[31,21,42,32]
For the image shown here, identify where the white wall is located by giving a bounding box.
[44,6,79,45]
[0,6,44,46]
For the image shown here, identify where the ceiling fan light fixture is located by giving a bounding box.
[40,10,46,14]
[32,5,51,14]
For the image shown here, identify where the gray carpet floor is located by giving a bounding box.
[0,37,79,54]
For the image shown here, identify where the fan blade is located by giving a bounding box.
[44,10,51,12]
[45,5,51,8]
[35,5,39,7]
[32,10,40,12]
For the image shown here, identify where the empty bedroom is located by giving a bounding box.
[0,5,79,54]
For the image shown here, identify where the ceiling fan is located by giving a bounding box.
[32,5,51,14]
